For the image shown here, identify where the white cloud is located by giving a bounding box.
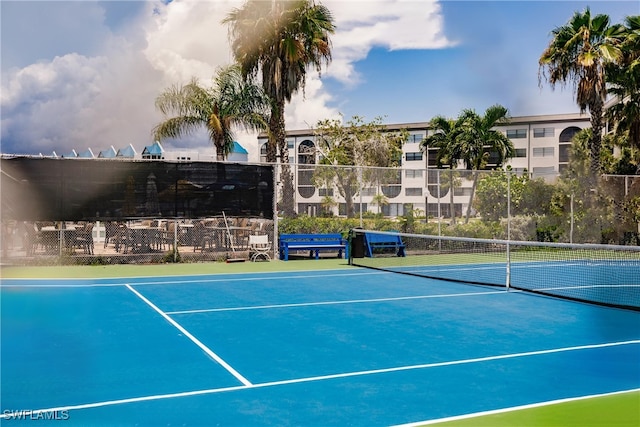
[325,0,451,85]
[1,0,450,155]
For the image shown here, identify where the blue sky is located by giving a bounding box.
[1,0,638,158]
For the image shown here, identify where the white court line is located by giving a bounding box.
[166,290,510,315]
[391,387,640,427]
[3,340,638,419]
[0,270,389,288]
[125,284,252,387]
[125,271,391,287]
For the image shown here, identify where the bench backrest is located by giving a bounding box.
[365,233,404,244]
[280,233,345,244]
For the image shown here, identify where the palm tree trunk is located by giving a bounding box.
[271,99,296,217]
[588,99,604,178]
[267,112,280,163]
[449,169,456,225]
[214,135,225,162]
[465,170,478,224]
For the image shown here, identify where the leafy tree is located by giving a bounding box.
[224,0,335,216]
[474,169,553,222]
[549,128,634,243]
[152,65,268,161]
[539,8,625,176]
[312,116,408,218]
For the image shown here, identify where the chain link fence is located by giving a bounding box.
[274,163,639,245]
[2,160,638,265]
[1,217,276,265]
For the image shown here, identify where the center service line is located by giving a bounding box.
[125,283,252,387]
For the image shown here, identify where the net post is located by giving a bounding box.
[506,171,511,291]
[347,229,353,265]
[506,240,511,291]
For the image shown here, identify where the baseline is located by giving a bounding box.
[0,269,385,288]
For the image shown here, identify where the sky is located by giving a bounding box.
[1,0,639,160]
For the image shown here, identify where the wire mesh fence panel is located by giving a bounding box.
[2,157,638,265]
[278,163,639,245]
[1,217,276,265]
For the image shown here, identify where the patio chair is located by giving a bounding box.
[193,221,215,252]
[249,234,271,262]
[74,222,94,254]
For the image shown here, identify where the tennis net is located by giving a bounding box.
[349,229,640,311]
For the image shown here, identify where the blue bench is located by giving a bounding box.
[364,232,406,257]
[279,233,348,261]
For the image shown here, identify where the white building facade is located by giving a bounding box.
[257,113,591,218]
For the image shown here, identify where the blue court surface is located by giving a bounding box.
[2,268,640,426]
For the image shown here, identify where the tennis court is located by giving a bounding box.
[1,261,640,426]
[2,259,639,426]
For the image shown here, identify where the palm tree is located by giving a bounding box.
[153,64,269,161]
[539,8,625,177]
[371,193,389,215]
[421,115,461,224]
[606,15,640,164]
[442,105,514,223]
[224,0,335,216]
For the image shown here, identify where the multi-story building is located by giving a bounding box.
[24,112,592,218]
[257,112,591,218]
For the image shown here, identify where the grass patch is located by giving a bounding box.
[423,390,640,427]
[0,258,351,279]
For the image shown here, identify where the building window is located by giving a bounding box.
[339,203,366,216]
[486,149,501,166]
[405,169,423,178]
[381,203,413,217]
[361,187,376,197]
[559,126,581,143]
[426,148,439,167]
[260,143,268,163]
[298,203,322,216]
[532,147,555,157]
[406,133,425,144]
[533,166,555,177]
[514,148,527,157]
[298,187,315,198]
[405,188,422,196]
[318,188,334,197]
[507,129,527,139]
[298,140,315,164]
[533,128,555,138]
[381,185,401,198]
[405,152,423,161]
[454,187,473,197]
[559,144,571,162]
